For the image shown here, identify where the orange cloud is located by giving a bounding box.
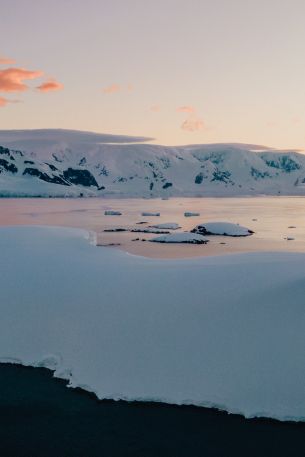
[178,105,205,132]
[103,83,134,94]
[150,104,161,112]
[0,67,43,92]
[181,114,205,132]
[177,105,195,113]
[36,79,64,92]
[0,56,16,65]
[103,84,120,94]
[0,96,20,107]
[0,96,9,107]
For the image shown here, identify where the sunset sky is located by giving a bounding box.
[1,0,305,149]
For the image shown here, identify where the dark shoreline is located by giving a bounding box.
[1,363,305,457]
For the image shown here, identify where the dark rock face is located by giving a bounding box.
[264,156,300,172]
[21,162,101,189]
[0,159,18,174]
[0,146,10,156]
[45,163,58,172]
[23,168,69,186]
[97,165,109,176]
[52,154,63,163]
[195,172,204,184]
[251,168,270,179]
[162,182,172,189]
[63,168,98,187]
[211,169,231,183]
[24,160,35,165]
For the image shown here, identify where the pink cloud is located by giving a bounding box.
[103,84,134,94]
[36,79,64,92]
[0,67,43,92]
[103,84,120,94]
[0,56,16,65]
[266,121,277,128]
[0,96,20,107]
[177,105,195,113]
[292,116,301,125]
[150,104,161,112]
[181,114,205,132]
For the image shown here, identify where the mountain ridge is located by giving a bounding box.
[0,129,305,197]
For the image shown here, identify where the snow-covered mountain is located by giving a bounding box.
[1,129,305,197]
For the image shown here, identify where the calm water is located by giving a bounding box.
[1,363,305,457]
[0,197,305,257]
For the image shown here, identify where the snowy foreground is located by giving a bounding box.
[1,226,305,421]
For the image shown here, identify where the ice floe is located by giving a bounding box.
[192,222,254,237]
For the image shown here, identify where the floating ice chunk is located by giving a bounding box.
[184,212,200,217]
[103,228,128,232]
[192,222,254,237]
[150,232,209,244]
[150,223,181,230]
[104,210,122,216]
[141,212,160,216]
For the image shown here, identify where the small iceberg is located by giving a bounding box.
[150,223,181,230]
[104,210,122,216]
[184,212,200,217]
[191,222,254,237]
[150,233,209,244]
[141,212,160,217]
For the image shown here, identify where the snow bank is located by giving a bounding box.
[192,222,254,236]
[151,233,208,244]
[1,226,305,421]
[150,223,181,230]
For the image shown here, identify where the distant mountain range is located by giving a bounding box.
[0,129,305,197]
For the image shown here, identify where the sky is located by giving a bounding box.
[1,0,305,149]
